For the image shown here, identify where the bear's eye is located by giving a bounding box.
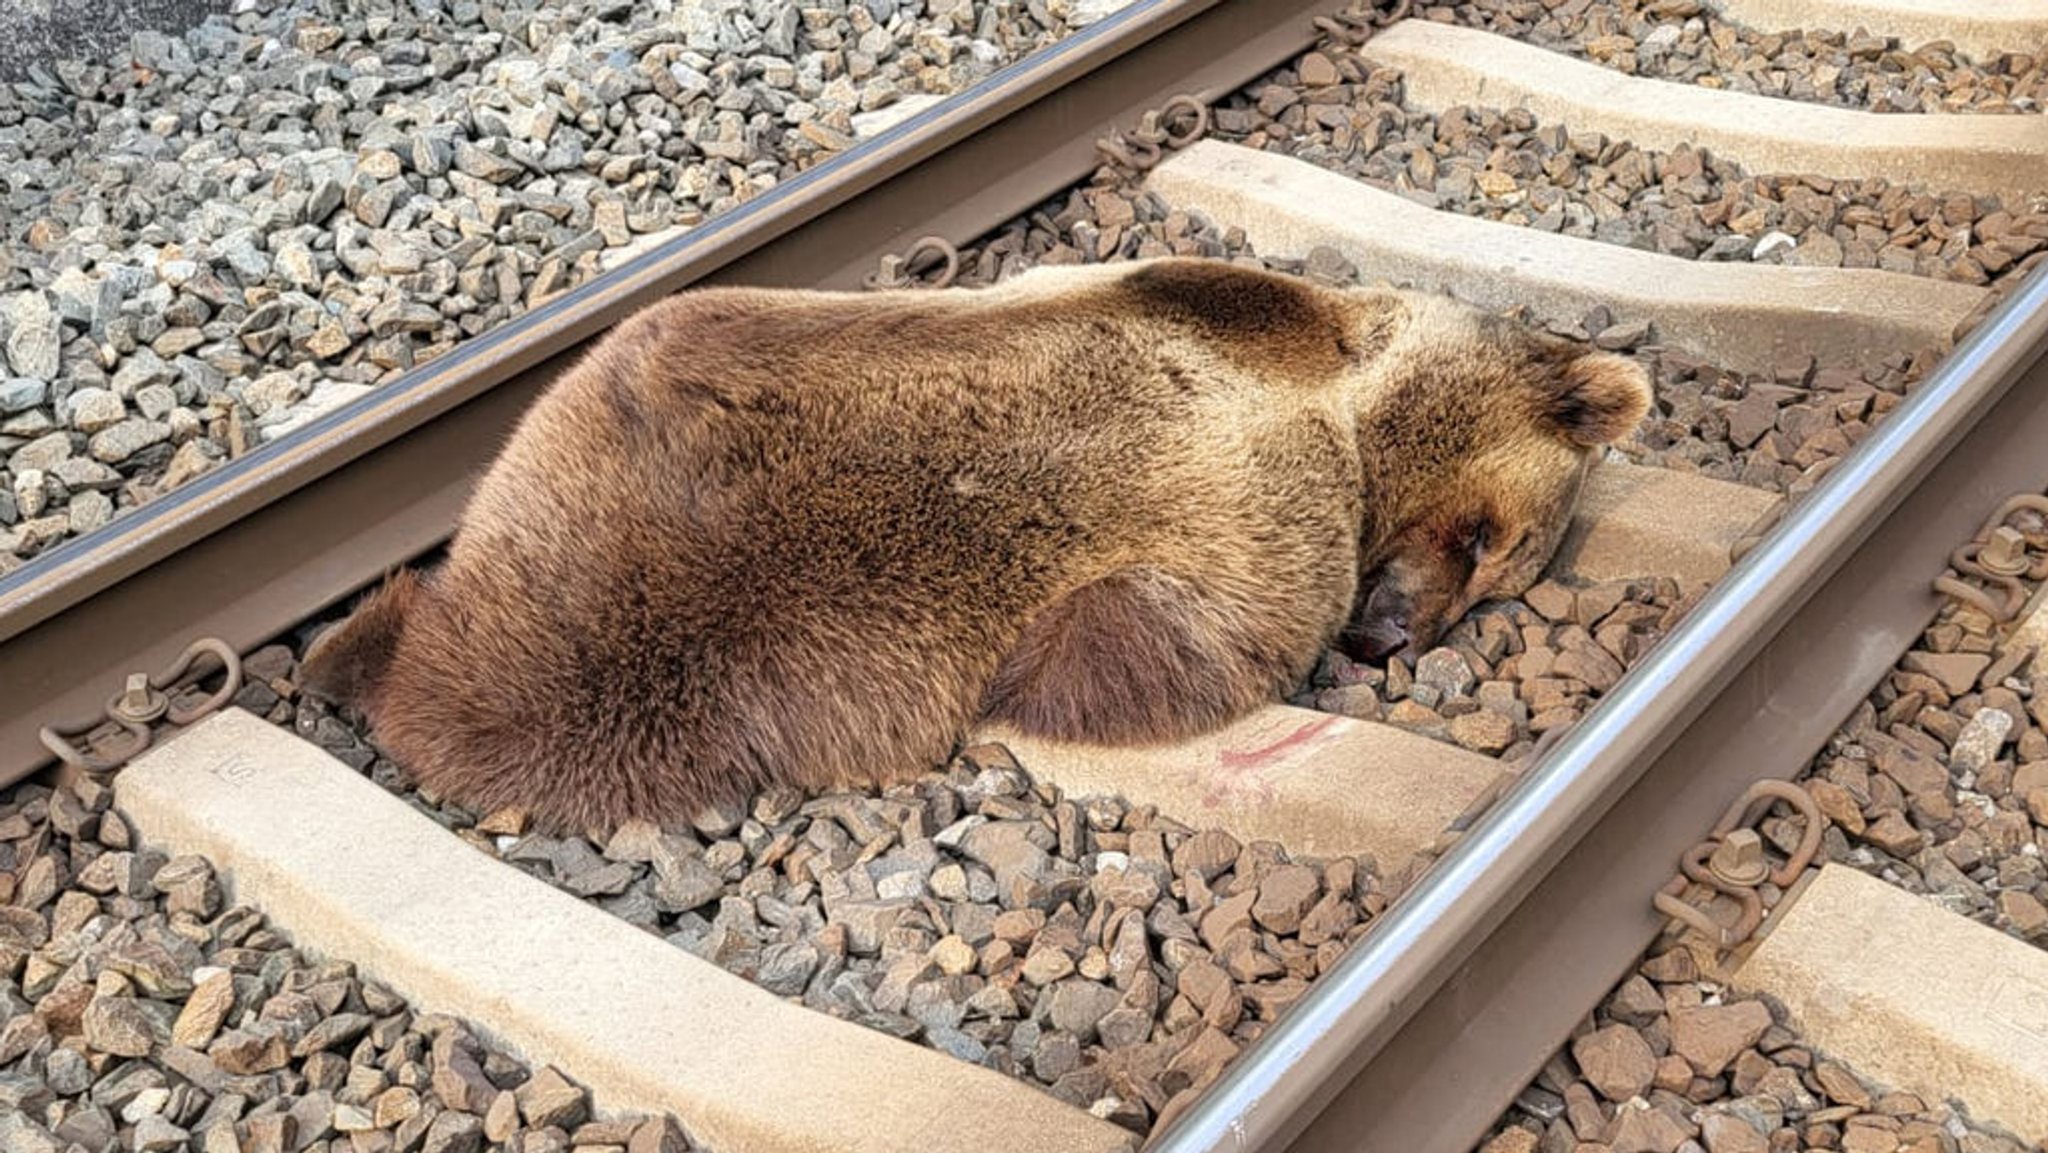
[1468,519,1495,562]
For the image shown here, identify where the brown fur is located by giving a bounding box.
[301,259,1649,831]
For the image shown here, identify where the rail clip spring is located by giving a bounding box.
[39,637,243,780]
[1092,93,1209,174]
[1932,493,2048,625]
[1653,779,1825,951]
[863,235,961,291]
[1312,0,1413,47]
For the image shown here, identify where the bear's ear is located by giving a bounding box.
[1543,350,1653,447]
[299,569,423,707]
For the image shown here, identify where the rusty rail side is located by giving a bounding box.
[1147,267,2048,1151]
[0,0,1350,787]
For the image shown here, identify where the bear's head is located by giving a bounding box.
[1341,293,1653,663]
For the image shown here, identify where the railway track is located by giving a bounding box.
[5,1,2048,1151]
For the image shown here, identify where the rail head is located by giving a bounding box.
[1148,264,2048,1151]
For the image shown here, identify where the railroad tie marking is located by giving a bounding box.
[205,753,260,784]
[1989,973,2048,1045]
[984,705,1495,863]
[1217,714,1345,770]
[1204,714,1349,809]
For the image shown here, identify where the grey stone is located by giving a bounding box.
[1045,980,1121,1043]
[66,388,126,433]
[4,293,60,382]
[83,996,171,1057]
[1414,648,1477,697]
[89,419,171,464]
[67,491,113,535]
[651,852,724,914]
[0,378,45,414]
[111,349,174,398]
[1949,707,2013,777]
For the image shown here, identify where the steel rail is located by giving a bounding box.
[1151,269,2048,1150]
[0,0,1350,787]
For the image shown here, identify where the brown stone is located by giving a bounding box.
[1572,1024,1657,1103]
[1480,1126,1541,1153]
[1171,829,1241,881]
[172,970,235,1049]
[476,807,529,837]
[1815,1060,1873,1108]
[1864,812,1926,858]
[2011,759,2048,799]
[1605,1101,1690,1153]
[515,1066,589,1129]
[1727,390,1780,449]
[1700,1111,1767,1153]
[82,995,165,1057]
[1608,975,1664,1027]
[1902,651,1991,696]
[1869,735,1948,798]
[210,1027,290,1074]
[1997,890,2048,939]
[374,1087,422,1129]
[628,1117,689,1153]
[1805,778,1867,836]
[1652,1054,1690,1094]
[1669,1000,1772,1076]
[431,1031,498,1112]
[1199,890,1256,950]
[1177,959,1241,1032]
[1842,1121,1900,1153]
[484,1091,520,1144]
[1449,709,1517,753]
[1639,949,1696,983]
[1164,1025,1239,1090]
[1298,51,1341,87]
[35,981,94,1038]
[1250,865,1320,935]
[1564,1081,1607,1140]
[293,1011,373,1056]
[1555,644,1625,694]
[246,1113,295,1153]
[1525,581,1578,622]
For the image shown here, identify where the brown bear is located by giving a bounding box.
[302,258,1650,831]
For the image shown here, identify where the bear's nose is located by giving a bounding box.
[1357,615,1411,663]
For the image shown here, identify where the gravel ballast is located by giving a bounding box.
[1475,949,2042,1153]
[0,0,1121,566]
[1479,498,2048,1153]
[1792,519,2048,951]
[1414,0,2048,115]
[235,85,1992,1128]
[1207,54,2048,286]
[0,774,696,1153]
